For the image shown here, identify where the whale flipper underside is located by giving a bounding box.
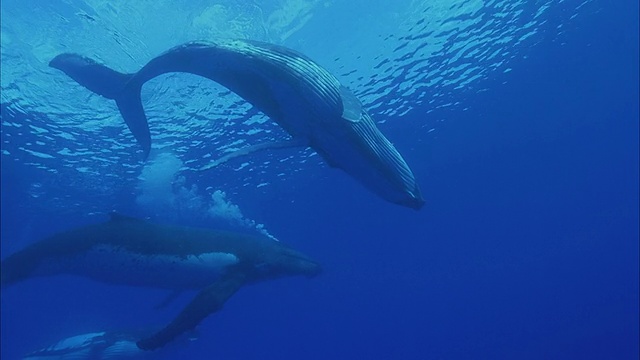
[200,138,308,171]
[138,272,247,350]
[155,289,183,309]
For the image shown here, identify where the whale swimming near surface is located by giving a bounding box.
[1,213,321,351]
[49,39,425,209]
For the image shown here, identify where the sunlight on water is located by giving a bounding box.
[0,0,595,214]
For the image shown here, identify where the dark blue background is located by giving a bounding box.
[1,1,638,359]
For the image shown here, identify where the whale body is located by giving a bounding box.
[22,331,147,360]
[21,327,195,360]
[49,40,425,209]
[1,213,321,351]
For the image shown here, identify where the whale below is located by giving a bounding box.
[21,327,196,360]
[1,213,321,351]
[22,330,154,360]
[49,39,424,209]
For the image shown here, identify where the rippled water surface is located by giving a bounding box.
[1,0,593,215]
[3,1,639,360]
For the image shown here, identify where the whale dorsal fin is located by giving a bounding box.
[339,85,362,123]
[109,212,144,223]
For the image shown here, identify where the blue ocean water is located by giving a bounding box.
[1,0,638,359]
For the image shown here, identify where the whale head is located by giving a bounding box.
[250,244,322,280]
[333,124,424,210]
[311,96,424,209]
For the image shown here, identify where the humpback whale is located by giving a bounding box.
[1,213,321,351]
[21,327,195,359]
[22,330,153,360]
[49,40,424,209]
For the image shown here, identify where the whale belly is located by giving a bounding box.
[39,245,239,290]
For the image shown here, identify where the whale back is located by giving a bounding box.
[130,40,345,138]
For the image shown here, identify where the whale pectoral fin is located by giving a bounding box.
[137,272,247,351]
[154,290,183,310]
[200,138,308,171]
[339,85,363,123]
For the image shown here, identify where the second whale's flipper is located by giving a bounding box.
[155,290,183,310]
[137,272,247,351]
[200,138,308,171]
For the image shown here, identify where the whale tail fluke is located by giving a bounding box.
[115,86,151,158]
[49,54,133,100]
[49,54,151,158]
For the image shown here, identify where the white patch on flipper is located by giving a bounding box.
[41,246,239,290]
[23,332,107,360]
[49,332,106,351]
[23,332,144,360]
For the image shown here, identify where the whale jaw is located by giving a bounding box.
[310,107,424,210]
